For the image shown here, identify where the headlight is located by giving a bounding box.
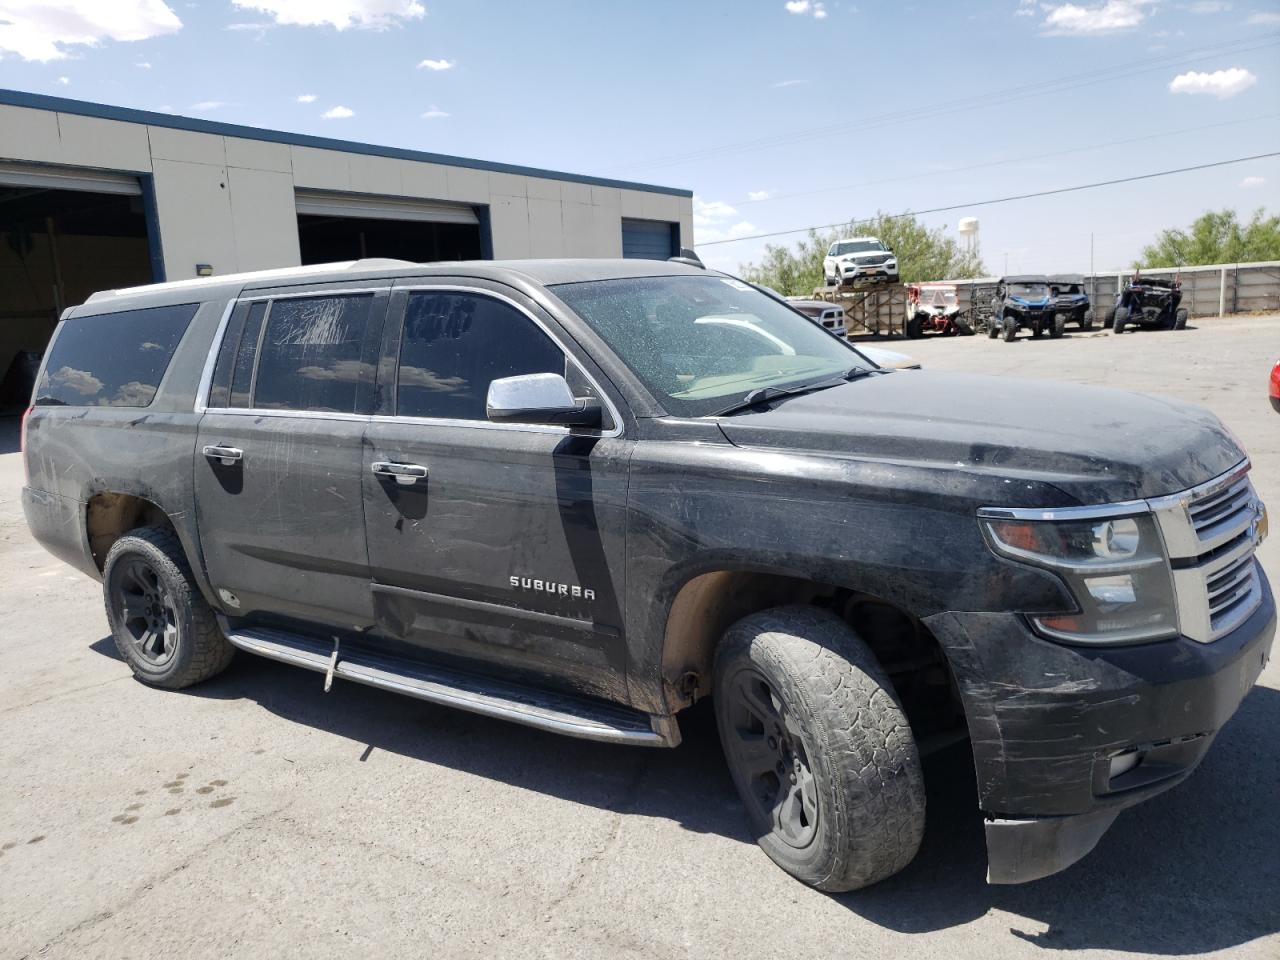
[981,512,1178,645]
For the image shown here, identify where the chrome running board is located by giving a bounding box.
[222,623,678,747]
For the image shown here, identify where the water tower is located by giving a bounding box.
[958,217,979,256]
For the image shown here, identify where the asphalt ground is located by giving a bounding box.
[1,313,1277,959]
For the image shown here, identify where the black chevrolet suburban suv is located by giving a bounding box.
[21,258,1274,892]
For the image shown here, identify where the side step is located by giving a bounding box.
[222,625,678,748]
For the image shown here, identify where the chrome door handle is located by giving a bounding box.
[202,444,243,466]
[371,461,428,485]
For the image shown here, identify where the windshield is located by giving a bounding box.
[550,274,870,418]
[833,240,884,256]
[920,287,957,305]
[1009,283,1048,299]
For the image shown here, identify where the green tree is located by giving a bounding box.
[739,211,987,295]
[1135,208,1280,268]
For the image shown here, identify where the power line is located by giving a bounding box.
[698,151,1280,246]
[732,113,1280,209]
[608,33,1280,174]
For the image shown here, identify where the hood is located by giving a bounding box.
[716,370,1243,504]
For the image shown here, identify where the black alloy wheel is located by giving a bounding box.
[112,557,180,666]
[722,669,820,849]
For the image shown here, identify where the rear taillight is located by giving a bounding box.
[20,405,32,485]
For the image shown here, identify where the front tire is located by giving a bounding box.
[714,606,925,892]
[906,314,924,339]
[1174,307,1188,330]
[103,528,234,689]
[1002,316,1017,342]
[1080,309,1094,331]
[1051,314,1066,339]
[1112,306,1128,334]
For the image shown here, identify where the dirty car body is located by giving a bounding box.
[22,258,1274,888]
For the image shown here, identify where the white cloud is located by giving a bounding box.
[692,196,758,243]
[772,78,809,87]
[47,365,102,397]
[230,0,425,30]
[322,104,355,119]
[0,0,182,62]
[417,58,453,71]
[1040,0,1155,35]
[1169,67,1257,98]
[1186,0,1230,11]
[421,105,449,119]
[56,75,69,84]
[1247,11,1280,23]
[693,197,740,228]
[783,0,826,18]
[135,60,151,68]
[190,100,226,111]
[296,93,317,102]
[225,20,275,31]
[747,190,772,201]
[1239,175,1266,188]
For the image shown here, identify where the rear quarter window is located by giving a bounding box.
[35,303,199,408]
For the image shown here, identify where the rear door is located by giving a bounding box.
[360,281,632,700]
[193,282,388,628]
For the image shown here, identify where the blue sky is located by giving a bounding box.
[1,0,1277,273]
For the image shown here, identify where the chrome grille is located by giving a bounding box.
[1188,474,1254,544]
[1152,462,1265,644]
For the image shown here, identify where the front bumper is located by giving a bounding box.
[924,566,1275,883]
[839,262,897,280]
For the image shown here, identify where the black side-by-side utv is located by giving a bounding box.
[1107,274,1188,333]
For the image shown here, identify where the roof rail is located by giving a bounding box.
[668,247,705,269]
[87,258,416,301]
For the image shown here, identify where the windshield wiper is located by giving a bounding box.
[710,367,877,417]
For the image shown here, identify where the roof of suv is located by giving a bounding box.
[83,258,711,310]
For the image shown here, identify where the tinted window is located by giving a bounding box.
[208,301,267,409]
[230,302,267,408]
[253,295,374,412]
[36,303,198,407]
[396,292,564,420]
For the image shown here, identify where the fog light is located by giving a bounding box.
[1109,751,1141,779]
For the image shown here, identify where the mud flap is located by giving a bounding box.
[984,807,1119,884]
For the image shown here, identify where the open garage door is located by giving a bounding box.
[0,163,154,412]
[295,191,483,266]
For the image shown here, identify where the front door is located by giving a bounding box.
[361,283,631,701]
[194,285,388,629]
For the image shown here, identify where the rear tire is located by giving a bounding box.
[1002,316,1017,342]
[714,606,925,892]
[954,316,974,336]
[1112,306,1128,334]
[103,528,234,690]
[1174,307,1188,330]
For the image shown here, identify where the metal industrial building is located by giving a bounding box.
[0,89,694,409]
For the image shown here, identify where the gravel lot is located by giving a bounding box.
[1,314,1277,960]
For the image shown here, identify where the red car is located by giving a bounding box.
[1271,359,1280,413]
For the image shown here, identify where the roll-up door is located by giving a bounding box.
[621,218,677,260]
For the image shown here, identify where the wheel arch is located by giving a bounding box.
[657,566,967,748]
[84,492,216,605]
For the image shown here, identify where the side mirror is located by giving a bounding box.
[485,372,602,427]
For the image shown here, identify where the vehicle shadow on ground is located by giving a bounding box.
[91,637,1280,953]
